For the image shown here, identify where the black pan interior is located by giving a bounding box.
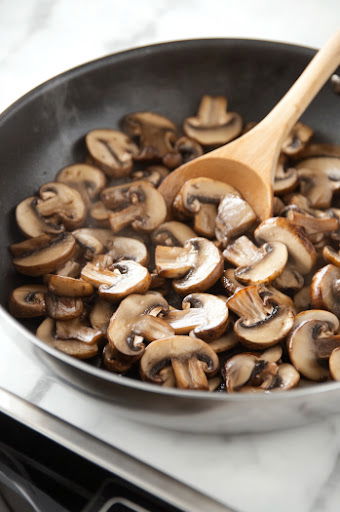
[0,39,339,307]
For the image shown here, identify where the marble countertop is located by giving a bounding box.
[1,1,340,511]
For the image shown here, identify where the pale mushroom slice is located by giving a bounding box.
[140,336,219,390]
[223,236,288,285]
[101,181,167,233]
[329,348,340,381]
[16,196,64,238]
[103,344,141,373]
[254,217,316,275]
[11,233,76,277]
[81,260,151,301]
[121,112,181,169]
[152,222,196,247]
[215,194,257,246]
[45,274,94,297]
[35,182,86,230]
[155,237,224,294]
[107,292,174,356]
[173,178,240,238]
[183,95,242,146]
[227,285,295,349]
[56,163,106,208]
[273,155,298,195]
[89,298,115,333]
[163,293,229,341]
[45,293,84,320]
[36,318,98,359]
[85,129,139,177]
[288,310,340,381]
[55,317,103,345]
[311,264,340,316]
[281,122,313,156]
[130,166,169,187]
[9,285,47,317]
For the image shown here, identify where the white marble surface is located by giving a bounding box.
[1,1,340,512]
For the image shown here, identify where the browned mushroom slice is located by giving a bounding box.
[56,163,106,207]
[89,201,111,227]
[16,197,64,238]
[56,259,81,278]
[183,95,242,146]
[294,286,312,312]
[329,347,340,380]
[323,246,340,266]
[215,194,257,246]
[130,166,169,187]
[46,274,94,297]
[208,329,239,353]
[107,292,173,356]
[273,267,304,292]
[85,129,139,177]
[140,336,219,390]
[261,285,296,312]
[155,238,224,294]
[272,196,285,215]
[55,317,103,345]
[223,236,288,285]
[45,293,84,320]
[173,178,240,238]
[164,293,229,341]
[121,112,181,168]
[221,268,245,296]
[103,344,141,373]
[81,260,151,301]
[254,217,316,275]
[9,285,47,317]
[286,209,338,235]
[227,285,294,348]
[152,222,196,247]
[36,318,98,359]
[288,310,339,381]
[281,122,313,156]
[311,264,340,316]
[273,155,298,195]
[35,182,86,230]
[89,298,115,333]
[175,136,203,163]
[11,233,76,277]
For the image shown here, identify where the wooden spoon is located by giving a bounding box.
[159,31,340,220]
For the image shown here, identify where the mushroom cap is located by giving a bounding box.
[288,309,339,381]
[16,196,64,238]
[329,347,340,381]
[140,336,219,389]
[175,136,203,163]
[36,182,86,230]
[152,221,196,247]
[208,329,239,353]
[215,194,257,246]
[46,274,94,297]
[81,260,151,301]
[323,246,340,267]
[310,264,340,316]
[55,317,103,345]
[164,293,229,341]
[89,298,115,333]
[36,317,98,359]
[103,344,141,373]
[130,165,169,187]
[273,266,304,292]
[56,163,106,207]
[89,201,111,227]
[85,129,139,177]
[273,155,298,195]
[45,293,84,320]
[11,233,76,277]
[281,122,313,156]
[9,284,47,318]
[254,217,316,275]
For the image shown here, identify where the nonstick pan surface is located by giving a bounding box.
[1,39,340,433]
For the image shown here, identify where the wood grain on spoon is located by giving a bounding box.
[159,30,340,220]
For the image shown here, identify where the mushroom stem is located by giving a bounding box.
[109,204,143,233]
[171,357,209,390]
[228,286,273,324]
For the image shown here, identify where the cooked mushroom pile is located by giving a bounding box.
[8,95,340,393]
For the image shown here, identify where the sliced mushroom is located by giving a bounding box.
[89,298,115,333]
[35,182,86,230]
[331,74,340,94]
[227,285,294,348]
[329,347,340,380]
[55,317,103,345]
[208,329,239,353]
[323,246,340,266]
[273,267,304,292]
[46,274,94,297]
[288,310,340,381]
[152,221,196,247]
[294,286,312,312]
[16,197,64,238]
[223,236,288,285]
[155,237,224,294]
[81,260,151,301]
[285,209,338,236]
[56,163,106,207]
[175,136,203,162]
[107,292,173,356]
[163,293,229,341]
[254,217,316,275]
[273,155,298,195]
[140,336,219,390]
[173,178,240,238]
[36,317,98,359]
[56,259,81,278]
[11,233,76,277]
[215,194,257,246]
[85,129,139,177]
[311,264,340,316]
[121,112,181,168]
[130,166,169,187]
[9,285,47,317]
[281,122,313,156]
[183,95,242,146]
[221,268,245,296]
[89,201,111,227]
[45,293,84,320]
[103,344,141,373]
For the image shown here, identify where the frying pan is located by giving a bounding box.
[1,39,340,434]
